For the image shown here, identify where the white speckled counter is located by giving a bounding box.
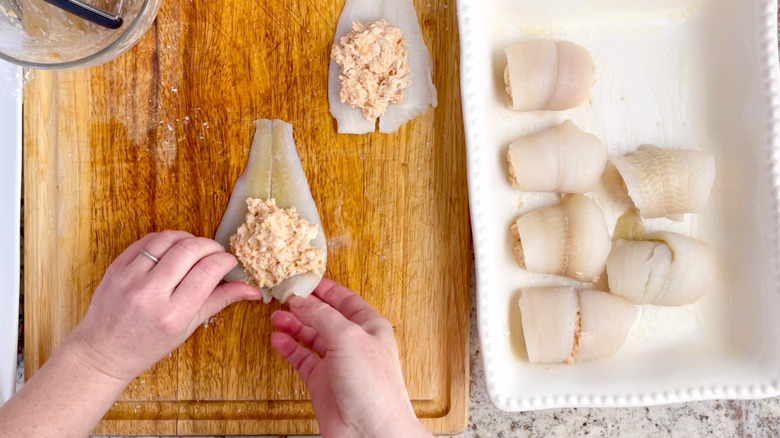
[14,260,780,437]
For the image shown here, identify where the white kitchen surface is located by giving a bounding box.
[0,60,21,404]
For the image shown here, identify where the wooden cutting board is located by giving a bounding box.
[23,0,469,435]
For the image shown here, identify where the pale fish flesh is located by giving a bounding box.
[215,120,327,303]
[606,231,716,306]
[504,40,595,111]
[507,120,606,193]
[511,194,611,282]
[519,287,636,364]
[608,145,716,220]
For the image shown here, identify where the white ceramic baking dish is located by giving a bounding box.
[459,0,780,411]
[0,60,21,404]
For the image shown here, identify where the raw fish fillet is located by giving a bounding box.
[504,40,595,111]
[215,120,327,303]
[328,0,438,134]
[609,145,716,220]
[607,232,716,306]
[507,120,606,193]
[519,287,636,364]
[512,195,611,282]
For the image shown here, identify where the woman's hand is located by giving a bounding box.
[270,278,433,438]
[0,231,262,438]
[69,230,262,382]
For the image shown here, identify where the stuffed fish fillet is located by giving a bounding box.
[504,40,595,112]
[506,120,606,193]
[215,120,327,303]
[511,195,611,283]
[519,287,636,364]
[606,232,716,306]
[608,145,716,220]
[328,0,438,134]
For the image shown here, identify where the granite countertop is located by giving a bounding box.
[15,262,780,437]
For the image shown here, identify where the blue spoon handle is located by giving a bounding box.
[41,0,123,29]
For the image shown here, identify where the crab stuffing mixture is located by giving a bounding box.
[331,19,411,121]
[230,198,326,289]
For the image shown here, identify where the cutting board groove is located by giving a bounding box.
[23,0,469,434]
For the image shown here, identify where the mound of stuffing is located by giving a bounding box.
[331,19,410,121]
[230,198,326,289]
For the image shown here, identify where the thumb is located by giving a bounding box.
[198,282,263,321]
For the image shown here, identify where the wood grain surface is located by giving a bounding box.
[23,0,470,435]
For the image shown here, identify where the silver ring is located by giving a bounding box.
[140,248,160,263]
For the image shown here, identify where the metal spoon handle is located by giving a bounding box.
[41,0,123,29]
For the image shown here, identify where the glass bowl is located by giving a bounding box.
[0,0,161,69]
